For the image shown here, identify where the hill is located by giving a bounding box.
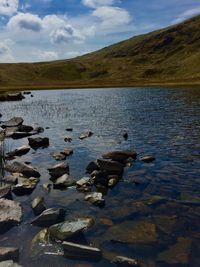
[1,15,200,91]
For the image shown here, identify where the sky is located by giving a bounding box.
[0,0,200,63]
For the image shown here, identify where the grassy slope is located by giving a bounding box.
[1,15,200,91]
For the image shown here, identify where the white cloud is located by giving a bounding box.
[0,42,14,62]
[7,12,43,32]
[82,0,115,8]
[173,7,200,24]
[93,6,131,30]
[0,0,18,16]
[50,25,85,44]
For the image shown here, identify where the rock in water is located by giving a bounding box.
[0,186,12,199]
[112,256,140,266]
[28,137,49,149]
[97,159,124,175]
[48,162,69,179]
[0,260,22,267]
[5,161,40,178]
[53,174,76,189]
[62,241,102,261]
[2,117,24,127]
[0,247,19,261]
[31,197,46,215]
[85,192,105,207]
[0,199,22,234]
[49,218,94,241]
[31,208,65,227]
[102,150,137,163]
[6,145,30,159]
[79,131,94,140]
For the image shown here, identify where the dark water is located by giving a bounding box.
[0,87,200,267]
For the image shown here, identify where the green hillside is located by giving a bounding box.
[1,15,200,91]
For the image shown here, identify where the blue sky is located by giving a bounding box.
[0,0,200,62]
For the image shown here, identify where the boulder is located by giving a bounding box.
[53,174,76,189]
[6,145,30,159]
[86,161,99,173]
[28,137,49,149]
[49,218,94,241]
[0,199,22,234]
[0,247,19,261]
[102,151,137,163]
[0,186,12,199]
[112,256,140,266]
[0,260,22,267]
[5,161,40,178]
[97,159,124,175]
[79,131,93,140]
[85,192,105,207]
[62,241,102,261]
[2,117,23,128]
[31,208,65,227]
[31,197,46,215]
[141,156,155,163]
[12,177,39,196]
[48,162,69,179]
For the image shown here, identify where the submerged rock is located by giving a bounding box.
[28,137,49,149]
[6,145,30,159]
[31,197,46,215]
[105,220,157,244]
[53,174,76,189]
[0,199,22,234]
[112,256,140,266]
[5,161,40,178]
[79,131,94,140]
[48,162,69,179]
[31,208,65,227]
[85,192,105,207]
[49,218,94,241]
[62,241,102,261]
[0,247,19,261]
[2,117,23,128]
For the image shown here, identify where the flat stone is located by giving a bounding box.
[0,247,19,261]
[31,197,46,215]
[6,145,30,159]
[5,161,40,178]
[31,208,65,227]
[48,162,69,179]
[2,117,23,127]
[85,192,105,207]
[62,241,102,261]
[112,256,140,266]
[79,131,94,140]
[0,186,12,199]
[0,199,22,234]
[49,218,94,241]
[0,260,22,267]
[102,150,137,162]
[28,137,49,149]
[12,177,39,196]
[53,174,76,189]
[97,159,124,175]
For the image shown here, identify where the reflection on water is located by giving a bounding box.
[0,87,200,267]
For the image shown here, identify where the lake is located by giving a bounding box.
[0,87,200,266]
